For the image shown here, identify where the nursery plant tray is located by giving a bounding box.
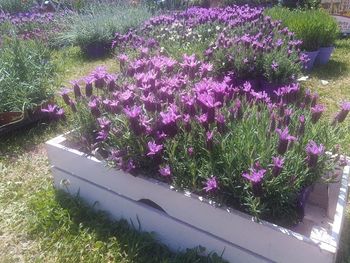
[46,133,350,263]
[0,101,52,136]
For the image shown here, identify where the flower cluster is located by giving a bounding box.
[112,5,303,90]
[0,10,68,43]
[54,48,349,224]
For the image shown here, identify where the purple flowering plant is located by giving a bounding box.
[57,41,349,226]
[113,6,303,90]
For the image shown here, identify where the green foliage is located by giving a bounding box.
[144,0,190,11]
[55,2,152,56]
[265,7,340,50]
[0,37,56,112]
[0,0,34,13]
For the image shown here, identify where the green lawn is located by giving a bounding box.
[0,39,350,262]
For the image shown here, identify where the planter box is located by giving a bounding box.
[46,133,350,263]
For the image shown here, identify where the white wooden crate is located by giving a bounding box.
[46,133,350,263]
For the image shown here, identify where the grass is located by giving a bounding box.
[0,38,350,262]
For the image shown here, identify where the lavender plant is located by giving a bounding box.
[55,2,152,57]
[113,6,304,89]
[48,48,348,225]
[0,37,55,112]
[0,10,70,44]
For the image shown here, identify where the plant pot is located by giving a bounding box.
[82,42,111,58]
[46,133,350,263]
[315,47,334,65]
[0,99,53,135]
[303,50,320,71]
[0,112,24,127]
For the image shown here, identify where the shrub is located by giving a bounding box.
[265,7,340,51]
[0,37,56,112]
[0,0,35,13]
[52,49,348,226]
[55,2,152,57]
[114,6,303,87]
[0,11,69,44]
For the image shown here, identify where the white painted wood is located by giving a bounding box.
[46,134,350,263]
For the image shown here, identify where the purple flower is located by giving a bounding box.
[88,99,101,118]
[59,88,71,106]
[183,114,191,132]
[199,63,213,77]
[97,117,111,130]
[71,80,82,99]
[242,168,266,184]
[311,92,319,107]
[311,104,325,123]
[96,129,109,141]
[334,101,350,123]
[41,104,65,120]
[159,164,171,177]
[271,61,279,71]
[197,93,220,123]
[206,130,214,150]
[124,106,142,120]
[306,140,324,168]
[203,176,218,192]
[272,156,284,177]
[159,105,181,136]
[216,113,226,134]
[84,76,94,97]
[340,156,348,166]
[118,54,129,68]
[147,141,163,156]
[230,99,243,120]
[188,147,194,156]
[196,113,209,130]
[284,108,293,126]
[298,115,305,136]
[276,127,296,155]
[123,159,136,173]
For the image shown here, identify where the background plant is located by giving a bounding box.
[265,7,340,51]
[122,6,303,86]
[54,2,152,56]
[0,0,35,13]
[0,37,56,112]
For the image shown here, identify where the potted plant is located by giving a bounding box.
[0,37,56,133]
[265,8,326,71]
[315,11,339,65]
[55,3,151,58]
[45,48,350,262]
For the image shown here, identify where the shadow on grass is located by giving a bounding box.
[0,121,66,157]
[28,188,227,263]
[310,60,350,80]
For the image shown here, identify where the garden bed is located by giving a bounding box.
[46,133,349,263]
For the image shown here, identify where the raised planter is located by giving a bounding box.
[46,133,350,263]
[303,50,320,71]
[315,47,334,65]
